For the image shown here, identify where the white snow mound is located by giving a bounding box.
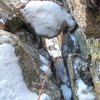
[0,43,50,100]
[21,1,76,38]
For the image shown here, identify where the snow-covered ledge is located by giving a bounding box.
[20,1,76,38]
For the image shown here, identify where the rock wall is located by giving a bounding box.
[0,0,100,38]
[0,30,61,99]
[66,0,100,38]
[87,38,100,59]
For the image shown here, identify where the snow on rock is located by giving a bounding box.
[39,54,52,76]
[40,93,51,100]
[39,54,49,65]
[21,1,76,38]
[70,32,78,48]
[20,0,28,3]
[0,43,50,100]
[76,79,95,100]
[54,59,68,83]
[54,59,72,100]
[45,37,62,58]
[74,57,96,100]
[0,18,5,24]
[60,84,72,100]
[40,65,52,77]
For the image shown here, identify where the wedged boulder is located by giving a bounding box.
[0,30,61,100]
[20,1,77,38]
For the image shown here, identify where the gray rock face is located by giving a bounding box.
[54,59,72,100]
[0,30,39,88]
[0,30,61,100]
[67,54,96,100]
[76,58,93,87]
[54,59,68,85]
[61,31,81,80]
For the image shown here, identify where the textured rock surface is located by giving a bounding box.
[87,38,100,59]
[66,0,100,38]
[0,30,39,89]
[0,0,100,38]
[91,60,100,100]
[68,54,96,100]
[0,0,100,99]
[0,30,61,99]
[86,38,100,99]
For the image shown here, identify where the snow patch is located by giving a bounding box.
[45,38,62,58]
[39,54,52,76]
[76,79,95,100]
[39,54,49,65]
[74,58,96,100]
[0,18,5,24]
[40,93,51,100]
[54,59,68,83]
[54,59,72,100]
[21,1,76,38]
[70,32,77,47]
[40,65,52,76]
[0,43,50,100]
[48,50,62,58]
[60,84,72,100]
